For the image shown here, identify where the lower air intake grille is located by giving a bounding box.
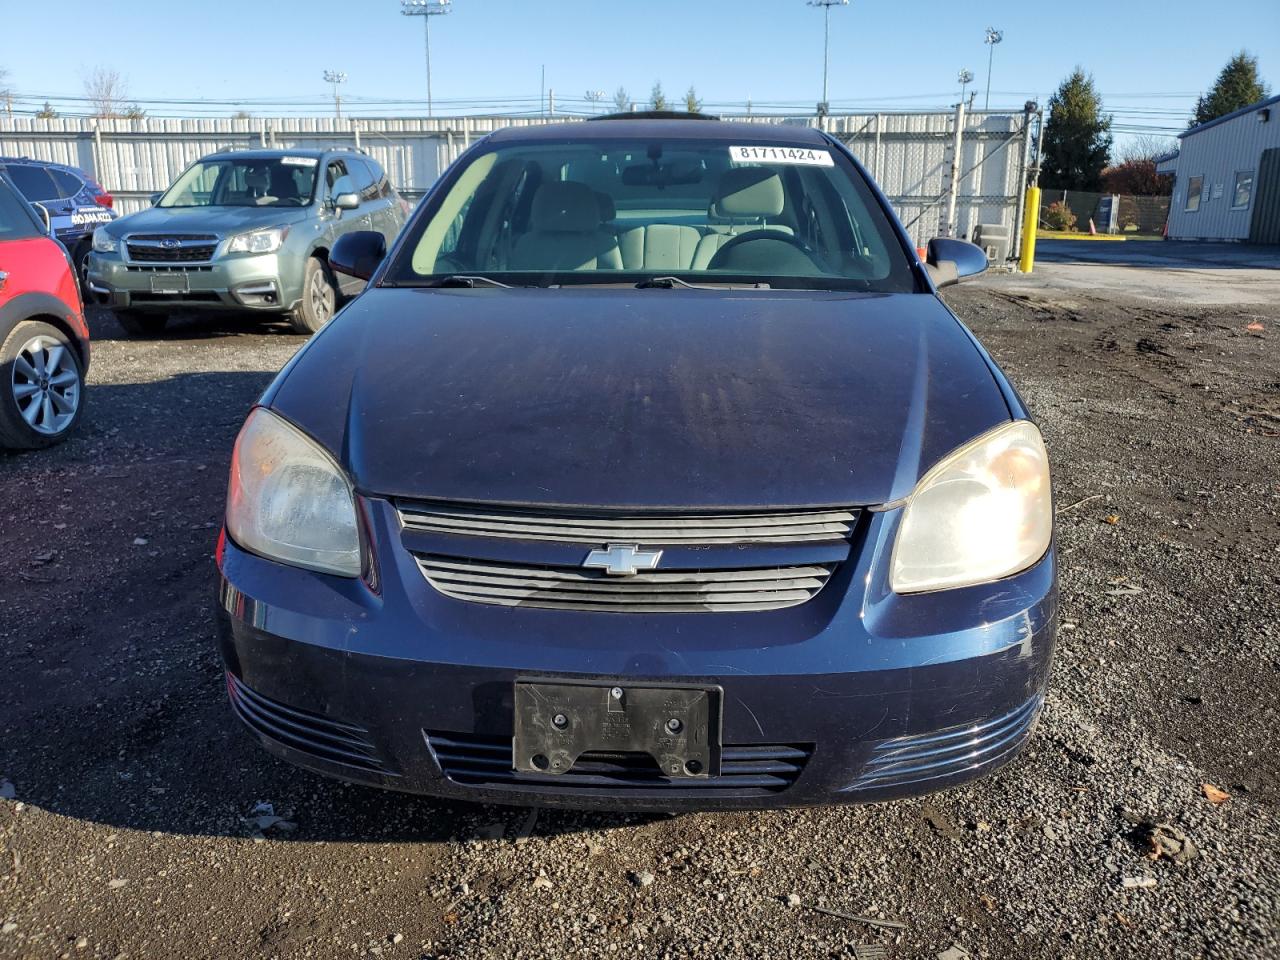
[416,555,834,613]
[847,694,1044,792]
[226,672,389,774]
[427,731,811,794]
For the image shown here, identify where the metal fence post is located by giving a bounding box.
[1012,102,1035,260]
[942,101,966,238]
[353,119,361,151]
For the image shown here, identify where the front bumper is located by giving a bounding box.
[87,251,299,313]
[215,500,1057,810]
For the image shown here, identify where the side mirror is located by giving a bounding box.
[149,192,163,206]
[925,237,988,289]
[329,230,386,281]
[31,202,52,234]
[333,192,360,211]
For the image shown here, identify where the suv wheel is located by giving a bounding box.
[72,239,93,296]
[290,256,338,334]
[0,320,85,449]
[114,310,169,337]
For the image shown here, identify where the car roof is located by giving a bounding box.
[0,156,86,176]
[201,148,333,162]
[485,119,830,146]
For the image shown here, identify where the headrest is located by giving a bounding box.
[594,190,616,222]
[712,167,785,219]
[244,167,270,191]
[530,181,603,232]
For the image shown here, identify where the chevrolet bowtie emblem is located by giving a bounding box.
[582,543,663,577]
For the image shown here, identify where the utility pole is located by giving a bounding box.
[807,0,848,125]
[401,0,452,118]
[983,27,1003,111]
[322,70,347,120]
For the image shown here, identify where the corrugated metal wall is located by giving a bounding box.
[1165,103,1280,241]
[0,111,1030,248]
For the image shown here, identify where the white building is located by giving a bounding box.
[1157,93,1280,243]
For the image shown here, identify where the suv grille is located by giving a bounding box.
[427,731,811,793]
[127,234,217,263]
[417,555,834,612]
[397,502,857,545]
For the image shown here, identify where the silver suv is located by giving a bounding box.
[87,147,408,335]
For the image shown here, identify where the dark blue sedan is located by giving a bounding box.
[215,116,1056,809]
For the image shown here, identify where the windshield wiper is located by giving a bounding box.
[635,276,771,290]
[420,275,513,289]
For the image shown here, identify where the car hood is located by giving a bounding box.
[108,204,313,237]
[268,287,1011,509]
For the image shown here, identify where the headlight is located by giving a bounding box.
[225,226,289,255]
[225,408,361,577]
[92,227,117,253]
[890,420,1052,593]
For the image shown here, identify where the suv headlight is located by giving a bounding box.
[225,226,289,255]
[225,408,361,577]
[890,420,1052,594]
[92,227,117,253]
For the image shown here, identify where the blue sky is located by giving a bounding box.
[3,0,1277,140]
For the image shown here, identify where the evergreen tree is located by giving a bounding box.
[684,85,702,113]
[612,86,630,113]
[1193,52,1270,125]
[1042,68,1112,191]
[36,101,58,119]
[648,82,667,112]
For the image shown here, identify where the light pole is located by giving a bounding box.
[957,69,974,107]
[983,27,1003,111]
[322,70,347,120]
[807,0,848,119]
[401,0,452,118]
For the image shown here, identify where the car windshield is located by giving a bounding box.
[158,157,318,208]
[386,137,916,292]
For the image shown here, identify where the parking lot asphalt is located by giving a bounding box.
[1,275,1278,959]
[1021,240,1280,306]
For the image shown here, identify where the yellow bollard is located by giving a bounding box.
[1019,185,1040,273]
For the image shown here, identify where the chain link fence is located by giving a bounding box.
[1,108,1039,253]
[1039,189,1170,235]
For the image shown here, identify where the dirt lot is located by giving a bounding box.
[1,278,1277,960]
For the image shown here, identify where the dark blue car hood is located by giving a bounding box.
[268,287,1010,509]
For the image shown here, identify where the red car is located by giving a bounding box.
[0,169,89,449]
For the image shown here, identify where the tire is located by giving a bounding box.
[114,310,169,337]
[72,239,93,297]
[0,320,86,449]
[289,256,339,335]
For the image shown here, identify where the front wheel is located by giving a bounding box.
[72,239,93,296]
[0,320,85,449]
[114,310,169,337]
[289,256,338,334]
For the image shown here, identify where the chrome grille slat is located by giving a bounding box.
[397,501,857,545]
[417,556,834,613]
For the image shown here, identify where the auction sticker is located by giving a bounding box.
[729,146,834,166]
[280,156,318,167]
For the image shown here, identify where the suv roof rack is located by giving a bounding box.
[588,110,720,122]
[324,145,370,155]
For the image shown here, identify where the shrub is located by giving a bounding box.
[1042,200,1077,232]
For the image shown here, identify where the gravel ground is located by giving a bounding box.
[0,283,1277,960]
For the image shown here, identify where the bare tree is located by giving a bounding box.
[0,66,12,118]
[84,67,129,118]
[1118,134,1177,164]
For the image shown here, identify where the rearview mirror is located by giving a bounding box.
[333,192,360,211]
[149,192,162,206]
[621,161,703,188]
[925,237,988,289]
[31,202,51,234]
[329,230,386,281]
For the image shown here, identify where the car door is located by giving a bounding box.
[354,158,400,243]
[323,159,368,294]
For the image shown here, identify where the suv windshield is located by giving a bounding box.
[387,137,915,292]
[159,156,318,208]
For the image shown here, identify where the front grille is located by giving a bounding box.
[397,501,857,545]
[417,555,834,612]
[126,265,213,273]
[226,672,390,774]
[427,730,811,793]
[847,694,1044,792]
[127,234,217,263]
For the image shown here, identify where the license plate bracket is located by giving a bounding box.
[149,273,190,294]
[513,680,721,778]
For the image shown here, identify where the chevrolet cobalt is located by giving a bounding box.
[216,117,1055,809]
